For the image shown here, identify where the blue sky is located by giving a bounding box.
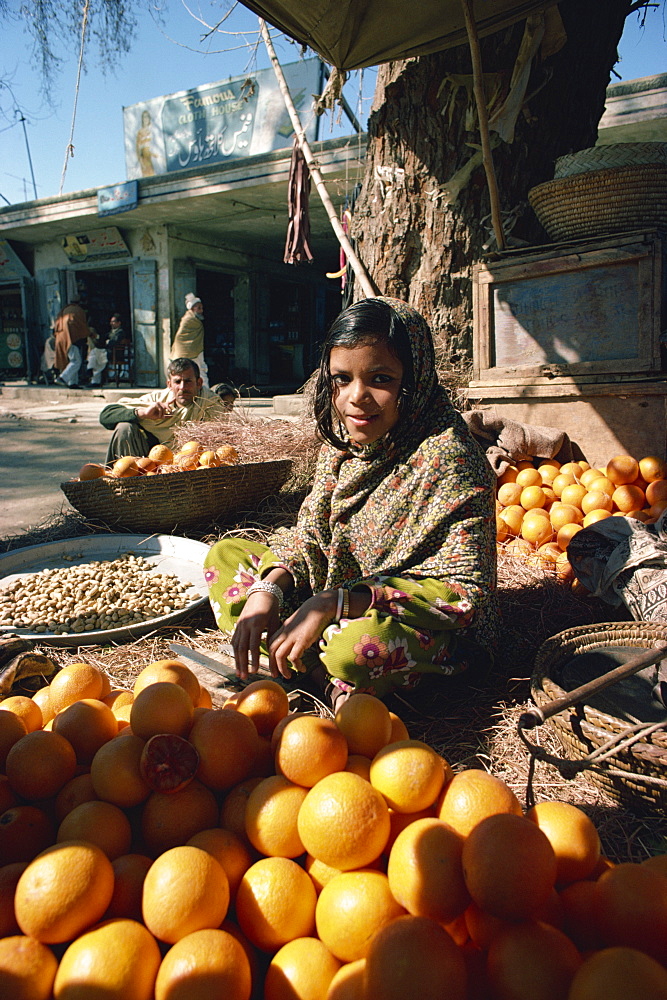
[1,2,665,206]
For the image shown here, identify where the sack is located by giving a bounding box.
[86,347,108,370]
[567,509,667,623]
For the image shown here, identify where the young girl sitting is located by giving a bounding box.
[204,297,498,706]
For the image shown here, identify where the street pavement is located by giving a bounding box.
[0,384,283,542]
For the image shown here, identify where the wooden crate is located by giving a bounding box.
[472,230,666,386]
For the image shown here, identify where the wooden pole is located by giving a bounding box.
[460,0,506,251]
[259,19,378,297]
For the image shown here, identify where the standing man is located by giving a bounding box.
[171,292,208,388]
[53,299,91,388]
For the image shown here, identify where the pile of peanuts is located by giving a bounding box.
[0,553,200,634]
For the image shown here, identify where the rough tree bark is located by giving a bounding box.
[351,0,633,361]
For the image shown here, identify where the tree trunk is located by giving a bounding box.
[351,0,632,361]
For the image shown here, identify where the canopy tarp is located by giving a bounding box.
[238,0,558,70]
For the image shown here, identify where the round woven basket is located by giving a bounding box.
[531,622,667,814]
[61,460,293,534]
[554,142,667,178]
[528,164,667,242]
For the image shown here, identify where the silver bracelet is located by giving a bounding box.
[335,587,350,623]
[246,580,284,609]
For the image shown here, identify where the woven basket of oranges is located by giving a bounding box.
[61,441,292,533]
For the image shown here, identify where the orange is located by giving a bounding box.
[557,522,583,550]
[327,959,367,1000]
[315,870,405,962]
[344,754,372,780]
[220,777,265,838]
[133,659,200,705]
[103,688,134,709]
[387,817,469,923]
[198,449,222,467]
[461,813,557,921]
[538,464,561,486]
[384,806,436,854]
[106,853,153,921]
[275,715,349,787]
[581,489,613,515]
[305,854,346,894]
[486,919,582,1000]
[515,467,542,488]
[639,455,667,483]
[0,695,42,733]
[0,805,54,864]
[0,774,17,814]
[15,839,115,943]
[559,880,605,952]
[0,935,58,1000]
[57,800,132,860]
[174,452,200,470]
[265,936,341,1000]
[593,861,667,963]
[498,465,519,485]
[236,856,317,952]
[497,482,523,507]
[0,710,27,769]
[641,853,667,878]
[526,800,601,885]
[245,775,308,858]
[552,472,576,497]
[52,697,117,764]
[216,444,240,464]
[154,927,252,1000]
[334,694,392,758]
[560,483,587,509]
[498,504,524,535]
[186,827,254,898]
[54,773,98,823]
[179,439,204,456]
[369,739,449,813]
[583,508,613,527]
[536,541,563,566]
[559,462,584,478]
[364,914,467,1000]
[520,485,546,510]
[398,696,433,738]
[496,516,509,542]
[130,681,194,740]
[579,467,604,488]
[588,475,615,496]
[463,899,510,950]
[234,679,290,737]
[148,443,174,465]
[521,511,553,546]
[135,456,157,473]
[6,730,77,800]
[568,947,667,1000]
[606,455,639,486]
[437,768,522,837]
[54,918,161,1000]
[197,685,213,709]
[31,686,54,726]
[297,771,390,871]
[49,661,105,714]
[141,779,219,856]
[112,455,141,477]
[646,478,667,505]
[611,484,645,513]
[90,732,151,808]
[189,708,259,790]
[142,845,229,943]
[0,862,28,937]
[549,503,583,530]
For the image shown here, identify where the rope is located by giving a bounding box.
[59,0,90,195]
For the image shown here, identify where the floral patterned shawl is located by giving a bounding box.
[265,297,498,651]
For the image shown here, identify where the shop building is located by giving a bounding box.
[0,60,365,391]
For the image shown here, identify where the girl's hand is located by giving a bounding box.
[232,591,282,680]
[267,591,337,679]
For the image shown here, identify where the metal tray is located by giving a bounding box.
[0,534,210,647]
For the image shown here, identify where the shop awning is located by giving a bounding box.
[237,0,558,70]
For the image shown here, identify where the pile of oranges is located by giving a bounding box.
[1,661,667,999]
[77,440,240,482]
[496,453,667,584]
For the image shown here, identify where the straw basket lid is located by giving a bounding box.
[530,621,667,814]
[61,459,292,534]
[528,163,667,243]
[554,142,667,178]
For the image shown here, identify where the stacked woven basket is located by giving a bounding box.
[528,142,667,242]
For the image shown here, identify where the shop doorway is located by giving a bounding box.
[74,267,131,341]
[196,269,236,386]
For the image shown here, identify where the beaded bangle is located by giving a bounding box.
[335,588,350,623]
[246,580,284,609]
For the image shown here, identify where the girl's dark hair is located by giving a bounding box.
[314,299,414,449]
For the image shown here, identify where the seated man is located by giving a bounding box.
[100,357,227,464]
